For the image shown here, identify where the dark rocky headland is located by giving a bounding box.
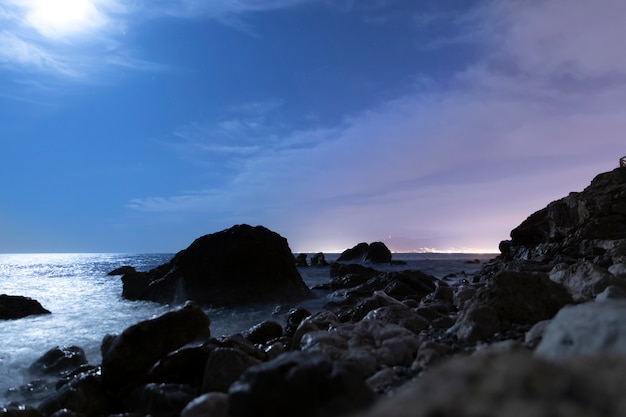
[4,167,626,417]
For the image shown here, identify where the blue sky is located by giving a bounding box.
[1,0,625,253]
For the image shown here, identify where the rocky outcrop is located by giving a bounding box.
[337,242,392,264]
[0,294,51,320]
[121,224,313,306]
[500,167,626,262]
[107,266,136,276]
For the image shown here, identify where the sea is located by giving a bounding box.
[0,252,496,406]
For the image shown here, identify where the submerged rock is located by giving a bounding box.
[121,224,313,306]
[0,294,51,320]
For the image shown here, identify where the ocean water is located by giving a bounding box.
[0,252,495,406]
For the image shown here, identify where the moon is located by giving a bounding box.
[25,0,105,39]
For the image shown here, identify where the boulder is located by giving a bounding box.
[451,271,573,342]
[201,347,261,393]
[228,351,374,417]
[149,346,211,386]
[535,300,626,359]
[337,242,392,264]
[122,224,313,306]
[0,294,51,320]
[549,260,626,301]
[352,351,626,417]
[295,253,308,267]
[134,383,197,417]
[30,346,87,376]
[38,368,109,417]
[244,320,283,345]
[100,301,210,393]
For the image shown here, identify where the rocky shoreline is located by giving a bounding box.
[4,167,626,417]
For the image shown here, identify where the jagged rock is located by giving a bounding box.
[298,319,421,376]
[100,301,210,393]
[451,271,572,342]
[29,346,87,376]
[352,351,626,417]
[121,224,313,306]
[535,300,626,359]
[363,305,429,334]
[501,167,626,262]
[337,242,392,264]
[106,265,136,276]
[229,351,374,417]
[310,252,329,266]
[295,253,308,267]
[0,294,51,320]
[37,368,108,417]
[549,260,626,301]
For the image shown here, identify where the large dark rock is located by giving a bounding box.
[451,270,573,342]
[501,167,626,261]
[100,301,210,394]
[121,224,313,306]
[337,242,392,264]
[0,294,51,320]
[229,351,374,417]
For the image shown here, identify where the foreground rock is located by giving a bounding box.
[101,301,210,393]
[122,224,313,306]
[353,350,626,417]
[0,294,51,320]
[337,242,392,264]
[536,300,626,359]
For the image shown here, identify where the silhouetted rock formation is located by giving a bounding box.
[107,266,136,276]
[500,167,626,262]
[0,294,51,320]
[121,224,313,306]
[337,242,392,264]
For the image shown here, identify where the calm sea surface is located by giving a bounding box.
[0,252,495,406]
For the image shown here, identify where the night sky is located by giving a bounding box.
[1,0,624,253]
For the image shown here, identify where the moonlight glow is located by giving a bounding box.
[24,0,105,39]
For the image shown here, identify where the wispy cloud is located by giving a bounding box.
[129,0,626,252]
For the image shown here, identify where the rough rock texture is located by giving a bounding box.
[29,346,87,376]
[451,271,573,342]
[501,167,626,262]
[352,351,626,417]
[549,260,626,301]
[121,224,313,306]
[535,300,626,359]
[0,294,51,320]
[100,301,210,393]
[229,351,374,417]
[337,242,392,264]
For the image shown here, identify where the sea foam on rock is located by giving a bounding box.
[121,224,313,306]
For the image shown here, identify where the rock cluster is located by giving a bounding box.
[121,224,313,306]
[6,167,626,417]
